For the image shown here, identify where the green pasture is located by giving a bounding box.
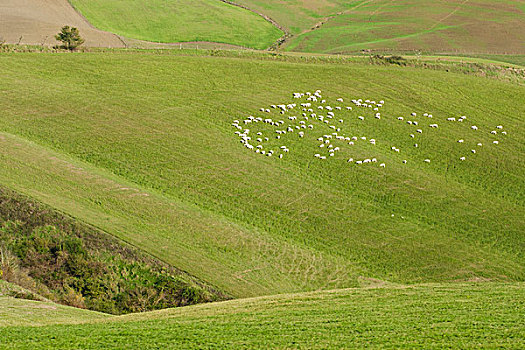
[0,51,523,298]
[1,283,523,348]
[68,0,282,49]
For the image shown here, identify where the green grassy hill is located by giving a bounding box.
[67,0,283,49]
[63,0,525,55]
[239,0,525,54]
[1,283,523,348]
[0,291,109,327]
[0,51,523,298]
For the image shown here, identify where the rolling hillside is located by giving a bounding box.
[67,0,283,49]
[239,0,525,54]
[2,0,523,55]
[1,283,523,348]
[0,51,523,298]
[0,295,109,327]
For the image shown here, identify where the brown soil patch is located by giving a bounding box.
[0,0,124,47]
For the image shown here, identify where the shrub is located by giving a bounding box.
[55,26,85,51]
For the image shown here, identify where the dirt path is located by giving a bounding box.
[277,0,376,49]
[428,0,470,30]
[0,0,125,47]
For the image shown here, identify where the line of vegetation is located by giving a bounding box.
[0,186,227,314]
[0,43,522,84]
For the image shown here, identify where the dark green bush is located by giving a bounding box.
[0,186,226,314]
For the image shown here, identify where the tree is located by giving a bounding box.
[55,26,85,51]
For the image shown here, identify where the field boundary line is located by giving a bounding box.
[217,0,289,49]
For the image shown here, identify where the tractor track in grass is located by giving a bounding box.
[276,0,376,50]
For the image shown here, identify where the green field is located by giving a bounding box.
[1,283,523,348]
[0,51,523,300]
[238,0,525,54]
[0,296,109,327]
[63,0,525,55]
[68,0,283,49]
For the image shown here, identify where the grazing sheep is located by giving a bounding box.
[460,157,466,161]
[424,159,430,163]
[380,163,386,167]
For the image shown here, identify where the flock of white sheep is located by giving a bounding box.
[232,90,507,168]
